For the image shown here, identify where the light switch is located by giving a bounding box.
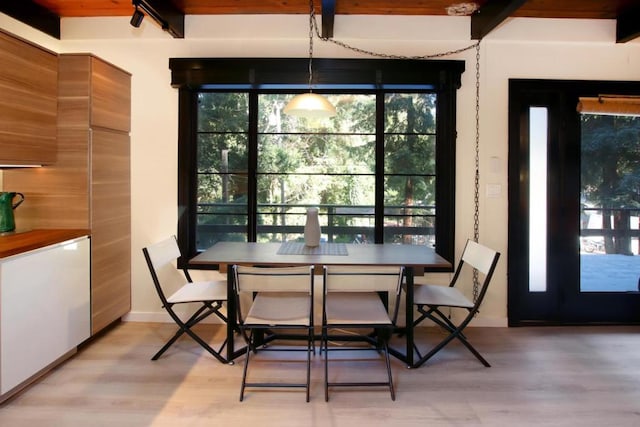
[489,156,501,174]
[486,183,502,198]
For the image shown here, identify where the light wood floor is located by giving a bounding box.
[1,322,640,426]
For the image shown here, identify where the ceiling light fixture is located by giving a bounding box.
[130,0,183,37]
[446,2,480,16]
[283,0,336,119]
[130,5,144,28]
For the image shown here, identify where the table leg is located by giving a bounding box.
[405,266,414,368]
[226,267,236,362]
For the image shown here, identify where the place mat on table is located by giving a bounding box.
[277,241,348,256]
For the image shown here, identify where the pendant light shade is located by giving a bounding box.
[284,92,336,118]
[283,0,336,120]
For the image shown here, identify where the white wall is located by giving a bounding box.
[2,13,639,326]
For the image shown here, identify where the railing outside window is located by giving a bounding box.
[196,202,435,251]
[581,207,640,255]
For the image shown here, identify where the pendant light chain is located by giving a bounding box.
[309,0,480,60]
[284,0,337,118]
[307,0,315,91]
[472,42,481,303]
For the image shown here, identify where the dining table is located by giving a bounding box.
[190,241,451,368]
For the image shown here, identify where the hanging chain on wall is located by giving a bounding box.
[310,0,480,60]
[472,42,481,303]
[308,0,483,301]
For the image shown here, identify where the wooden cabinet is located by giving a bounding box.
[90,58,131,132]
[0,30,57,165]
[57,53,131,133]
[89,128,131,333]
[3,54,131,335]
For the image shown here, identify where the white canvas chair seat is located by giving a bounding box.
[233,265,315,402]
[325,292,393,325]
[411,239,500,368]
[244,292,311,326]
[166,280,227,304]
[142,236,230,364]
[322,265,404,402]
[413,284,474,309]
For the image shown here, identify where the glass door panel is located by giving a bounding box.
[529,107,548,292]
[580,114,640,292]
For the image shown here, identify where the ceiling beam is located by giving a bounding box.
[321,0,335,39]
[134,0,184,39]
[471,0,527,40]
[0,0,60,39]
[616,4,640,43]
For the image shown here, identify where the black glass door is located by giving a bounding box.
[508,79,640,325]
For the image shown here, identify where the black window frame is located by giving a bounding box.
[170,58,464,269]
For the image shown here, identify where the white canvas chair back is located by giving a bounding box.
[461,240,497,276]
[234,265,314,293]
[453,239,500,307]
[144,236,190,299]
[146,236,181,269]
[323,265,403,292]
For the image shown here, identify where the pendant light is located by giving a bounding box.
[283,0,336,119]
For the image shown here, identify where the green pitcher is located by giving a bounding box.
[0,192,25,233]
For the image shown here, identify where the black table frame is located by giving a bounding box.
[190,242,451,368]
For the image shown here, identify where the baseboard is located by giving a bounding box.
[122,311,226,324]
[468,317,508,327]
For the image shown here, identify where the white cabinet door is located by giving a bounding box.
[0,236,90,394]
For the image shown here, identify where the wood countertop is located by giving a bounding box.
[0,229,90,259]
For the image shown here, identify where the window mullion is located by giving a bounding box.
[374,90,385,244]
[178,88,199,268]
[248,90,259,242]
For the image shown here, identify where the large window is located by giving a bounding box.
[170,58,464,267]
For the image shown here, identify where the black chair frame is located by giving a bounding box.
[233,265,315,402]
[412,240,500,368]
[143,242,231,364]
[321,266,404,401]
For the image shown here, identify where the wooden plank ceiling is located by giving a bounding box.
[1,0,639,42]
